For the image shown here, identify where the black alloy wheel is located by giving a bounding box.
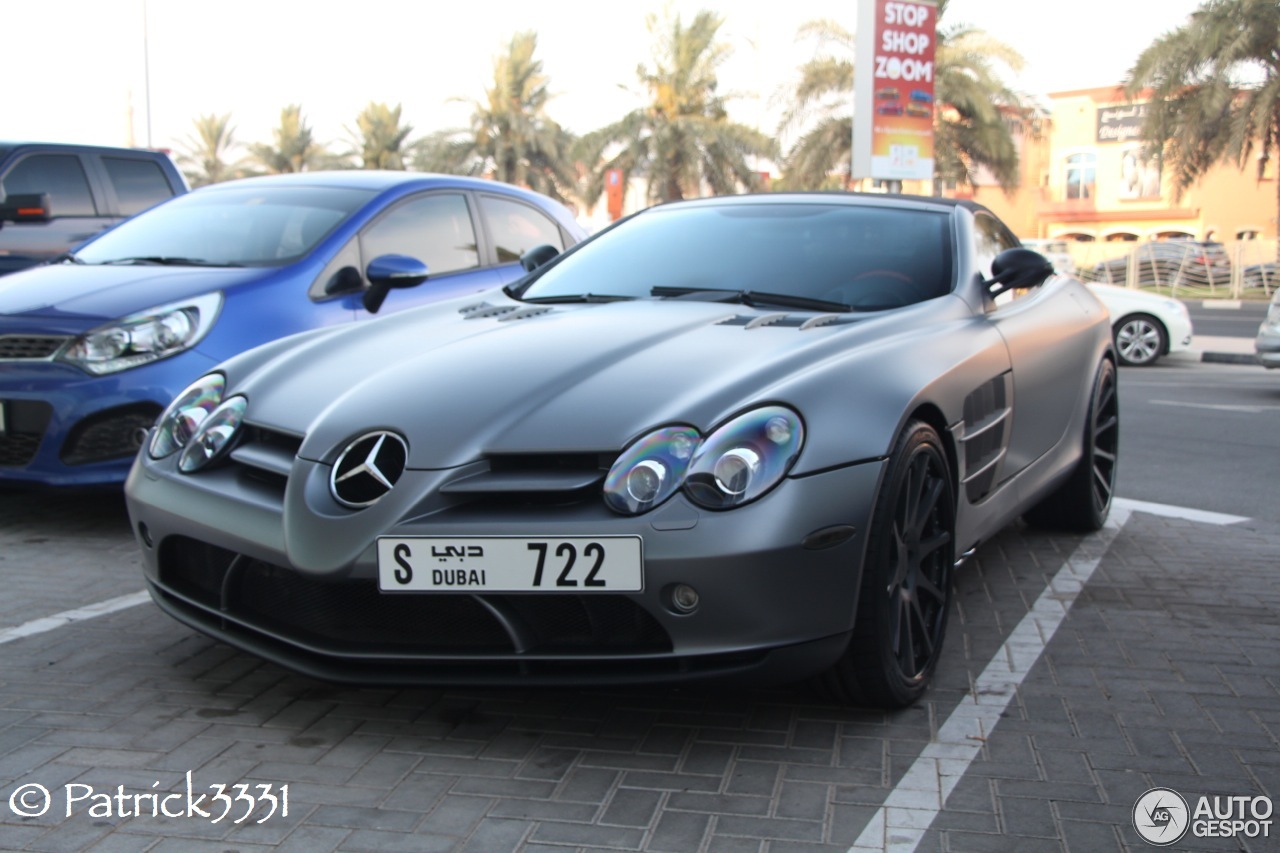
[820,420,956,708]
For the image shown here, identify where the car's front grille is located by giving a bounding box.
[0,400,53,467]
[159,537,672,657]
[0,335,70,360]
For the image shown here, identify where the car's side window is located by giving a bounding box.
[360,193,479,276]
[101,157,173,215]
[1,154,97,217]
[479,195,564,263]
[975,213,1035,306]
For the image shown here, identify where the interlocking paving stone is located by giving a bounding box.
[1,494,1278,851]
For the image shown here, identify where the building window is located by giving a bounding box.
[1065,153,1096,200]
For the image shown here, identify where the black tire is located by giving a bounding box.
[1113,313,1167,367]
[819,421,956,708]
[1024,359,1119,532]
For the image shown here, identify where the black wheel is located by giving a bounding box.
[1024,359,1119,532]
[819,421,955,708]
[1113,313,1166,367]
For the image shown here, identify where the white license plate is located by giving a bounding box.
[376,536,643,593]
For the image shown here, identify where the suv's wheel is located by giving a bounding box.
[1114,313,1166,366]
[818,421,955,708]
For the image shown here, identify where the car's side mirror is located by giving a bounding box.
[362,254,430,314]
[520,243,560,272]
[0,193,53,224]
[985,247,1053,298]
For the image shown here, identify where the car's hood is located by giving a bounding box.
[0,263,268,324]
[234,291,967,471]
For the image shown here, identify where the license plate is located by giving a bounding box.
[376,536,643,593]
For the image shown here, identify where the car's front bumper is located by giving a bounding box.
[1256,327,1280,368]
[126,449,886,687]
[0,351,218,488]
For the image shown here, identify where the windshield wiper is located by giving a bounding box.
[652,286,850,313]
[98,256,242,267]
[522,293,636,304]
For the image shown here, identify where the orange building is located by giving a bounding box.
[968,86,1276,247]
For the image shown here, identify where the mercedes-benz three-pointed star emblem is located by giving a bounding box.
[330,431,408,507]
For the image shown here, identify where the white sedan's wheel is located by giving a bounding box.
[1114,314,1167,367]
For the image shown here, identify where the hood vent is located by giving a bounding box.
[498,306,553,323]
[716,313,849,330]
[459,302,518,320]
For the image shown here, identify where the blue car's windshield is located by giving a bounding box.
[75,186,376,267]
[519,203,954,311]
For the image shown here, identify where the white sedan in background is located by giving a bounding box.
[1087,283,1194,367]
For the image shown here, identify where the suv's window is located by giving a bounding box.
[102,157,173,215]
[2,154,97,216]
[479,195,564,263]
[361,193,479,276]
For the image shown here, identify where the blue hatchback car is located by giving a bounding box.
[0,171,585,487]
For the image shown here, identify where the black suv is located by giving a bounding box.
[0,142,188,275]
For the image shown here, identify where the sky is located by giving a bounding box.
[2,0,1208,160]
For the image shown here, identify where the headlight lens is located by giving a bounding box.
[603,426,699,515]
[177,395,247,473]
[58,292,223,375]
[685,407,804,510]
[602,407,805,515]
[148,373,225,459]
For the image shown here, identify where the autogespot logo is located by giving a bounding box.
[1133,787,1190,846]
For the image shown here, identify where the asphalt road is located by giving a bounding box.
[1186,299,1269,338]
[1115,358,1280,524]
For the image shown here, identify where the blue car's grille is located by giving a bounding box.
[0,335,70,360]
[0,400,52,467]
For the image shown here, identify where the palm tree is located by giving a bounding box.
[248,105,334,173]
[348,103,414,170]
[414,32,579,203]
[780,1,1025,191]
[579,9,777,205]
[177,113,241,187]
[1124,0,1280,247]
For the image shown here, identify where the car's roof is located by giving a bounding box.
[646,191,985,216]
[195,170,510,194]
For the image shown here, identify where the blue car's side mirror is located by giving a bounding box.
[363,254,430,314]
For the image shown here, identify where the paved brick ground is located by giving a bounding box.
[0,491,1276,852]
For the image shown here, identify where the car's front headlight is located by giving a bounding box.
[1165,299,1189,318]
[603,406,805,516]
[149,373,225,459]
[684,407,805,509]
[178,395,247,473]
[57,292,223,375]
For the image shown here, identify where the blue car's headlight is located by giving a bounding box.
[148,373,225,459]
[603,426,700,515]
[178,395,247,473]
[603,406,804,515]
[57,291,222,375]
[684,407,804,509]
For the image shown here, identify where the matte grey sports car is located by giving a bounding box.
[125,194,1119,708]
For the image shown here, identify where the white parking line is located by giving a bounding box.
[0,590,149,646]
[848,496,1248,852]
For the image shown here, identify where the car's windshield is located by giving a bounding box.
[75,186,376,267]
[519,203,953,311]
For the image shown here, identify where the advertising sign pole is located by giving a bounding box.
[853,0,938,190]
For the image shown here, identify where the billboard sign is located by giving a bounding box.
[853,0,938,182]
